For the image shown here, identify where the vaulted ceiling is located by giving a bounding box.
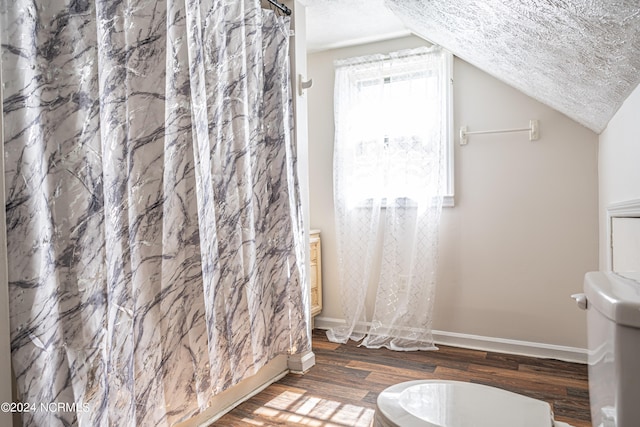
[303,0,640,134]
[303,0,409,52]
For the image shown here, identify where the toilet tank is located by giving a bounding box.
[583,272,640,427]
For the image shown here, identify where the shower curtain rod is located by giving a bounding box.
[266,0,291,15]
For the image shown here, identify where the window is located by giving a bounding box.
[334,47,454,208]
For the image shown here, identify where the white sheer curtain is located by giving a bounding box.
[327,46,447,351]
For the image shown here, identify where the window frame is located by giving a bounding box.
[346,49,455,208]
[442,51,454,207]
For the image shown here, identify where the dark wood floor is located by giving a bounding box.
[216,329,591,426]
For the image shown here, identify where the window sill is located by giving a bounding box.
[348,195,456,209]
[443,195,455,208]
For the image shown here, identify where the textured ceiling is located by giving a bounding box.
[384,0,640,133]
[301,0,409,52]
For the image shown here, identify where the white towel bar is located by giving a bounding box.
[460,119,539,145]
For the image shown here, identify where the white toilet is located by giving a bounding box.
[581,271,640,427]
[374,271,640,427]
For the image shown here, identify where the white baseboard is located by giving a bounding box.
[431,329,587,364]
[314,316,588,364]
[288,350,316,373]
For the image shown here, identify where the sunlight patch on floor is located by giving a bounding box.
[250,390,376,426]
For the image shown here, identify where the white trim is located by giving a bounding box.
[443,49,455,207]
[287,350,316,373]
[442,195,454,208]
[314,316,587,364]
[606,199,640,271]
[607,199,640,217]
[432,330,587,364]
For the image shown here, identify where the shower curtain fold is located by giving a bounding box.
[0,1,309,426]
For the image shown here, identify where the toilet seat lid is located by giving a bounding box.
[376,380,553,427]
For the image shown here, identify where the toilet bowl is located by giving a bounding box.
[374,380,574,427]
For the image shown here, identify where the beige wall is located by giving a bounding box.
[598,84,640,269]
[308,36,599,349]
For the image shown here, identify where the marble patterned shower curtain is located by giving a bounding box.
[0,0,309,426]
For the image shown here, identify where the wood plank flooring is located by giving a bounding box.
[215,330,591,426]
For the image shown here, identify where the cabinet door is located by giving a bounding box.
[309,231,322,317]
[612,217,640,272]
